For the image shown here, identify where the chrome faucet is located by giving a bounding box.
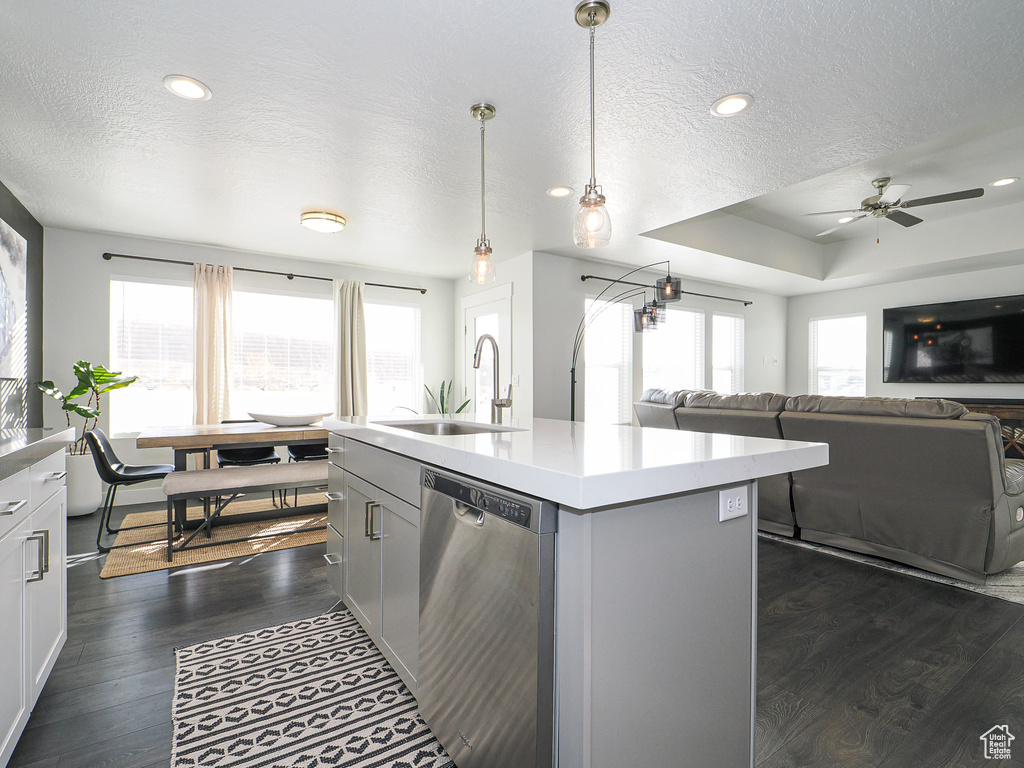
[472,333,512,424]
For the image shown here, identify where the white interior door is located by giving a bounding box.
[463,290,512,418]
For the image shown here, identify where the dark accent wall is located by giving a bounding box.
[0,178,43,427]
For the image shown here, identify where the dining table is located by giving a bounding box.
[136,421,330,530]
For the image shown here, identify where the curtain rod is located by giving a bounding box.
[579,274,752,306]
[101,252,428,294]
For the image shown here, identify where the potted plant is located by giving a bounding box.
[425,380,470,416]
[37,361,137,516]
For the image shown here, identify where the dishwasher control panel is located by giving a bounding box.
[480,492,531,528]
[423,468,535,530]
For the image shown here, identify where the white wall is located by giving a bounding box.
[787,262,1024,398]
[530,252,790,420]
[43,227,454,503]
[451,250,534,422]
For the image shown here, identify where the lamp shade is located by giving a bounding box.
[469,243,496,284]
[574,194,612,248]
[633,303,657,332]
[656,275,681,302]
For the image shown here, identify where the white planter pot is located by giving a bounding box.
[66,451,103,517]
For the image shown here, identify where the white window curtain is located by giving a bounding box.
[193,264,233,425]
[334,279,368,417]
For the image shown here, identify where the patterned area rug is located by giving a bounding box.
[761,531,1024,605]
[173,611,452,768]
[99,493,327,579]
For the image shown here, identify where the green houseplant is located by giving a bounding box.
[37,361,137,516]
[425,380,470,416]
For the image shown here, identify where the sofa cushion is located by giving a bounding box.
[1006,459,1024,496]
[784,395,968,419]
[686,391,787,412]
[638,388,692,408]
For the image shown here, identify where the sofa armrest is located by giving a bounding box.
[1005,459,1024,496]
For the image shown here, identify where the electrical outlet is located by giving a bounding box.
[719,486,749,522]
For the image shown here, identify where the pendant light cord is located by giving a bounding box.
[589,19,597,188]
[480,119,487,241]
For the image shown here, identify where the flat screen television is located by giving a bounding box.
[883,294,1024,383]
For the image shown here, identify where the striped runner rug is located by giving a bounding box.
[172,610,453,768]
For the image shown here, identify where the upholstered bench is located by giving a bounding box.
[162,461,328,562]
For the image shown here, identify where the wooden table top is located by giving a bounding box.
[136,422,329,450]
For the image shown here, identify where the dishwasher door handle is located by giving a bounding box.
[454,501,485,527]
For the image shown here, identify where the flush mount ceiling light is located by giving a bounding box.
[547,186,574,198]
[469,102,497,285]
[300,211,346,233]
[992,177,1019,187]
[162,75,212,101]
[573,0,612,249]
[710,93,752,117]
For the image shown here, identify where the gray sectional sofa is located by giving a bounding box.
[635,389,1024,582]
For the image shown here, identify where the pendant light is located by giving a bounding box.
[469,102,497,284]
[573,0,612,249]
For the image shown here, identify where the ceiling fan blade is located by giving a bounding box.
[886,210,924,227]
[815,214,866,237]
[902,188,984,208]
[805,209,863,216]
[878,183,911,205]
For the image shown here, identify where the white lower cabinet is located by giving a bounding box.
[0,450,68,768]
[328,439,420,694]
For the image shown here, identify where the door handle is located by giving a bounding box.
[45,471,67,482]
[323,552,343,566]
[33,529,50,574]
[364,499,373,538]
[368,503,383,541]
[0,499,27,516]
[25,533,45,582]
[324,492,343,502]
[327,447,343,455]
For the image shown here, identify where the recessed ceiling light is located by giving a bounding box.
[710,93,752,117]
[547,186,574,198]
[300,211,346,233]
[991,177,1019,187]
[837,216,855,223]
[163,75,212,101]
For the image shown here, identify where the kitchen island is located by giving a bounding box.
[324,416,828,768]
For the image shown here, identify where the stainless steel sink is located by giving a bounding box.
[373,420,522,436]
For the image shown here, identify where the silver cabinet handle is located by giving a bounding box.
[0,500,27,516]
[36,529,50,574]
[323,552,343,566]
[364,499,372,538]
[324,492,343,502]
[327,447,344,455]
[368,503,383,541]
[45,471,67,482]
[25,533,45,582]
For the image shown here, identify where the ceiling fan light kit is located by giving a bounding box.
[573,0,613,249]
[810,176,985,238]
[469,102,497,285]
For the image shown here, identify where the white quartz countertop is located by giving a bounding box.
[325,416,828,510]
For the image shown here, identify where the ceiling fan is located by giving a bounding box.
[807,177,984,237]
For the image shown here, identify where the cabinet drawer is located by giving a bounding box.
[0,469,31,542]
[29,451,66,511]
[345,441,420,508]
[328,434,344,469]
[325,524,344,598]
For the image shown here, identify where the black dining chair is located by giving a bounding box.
[217,419,286,506]
[85,429,176,552]
[285,441,329,505]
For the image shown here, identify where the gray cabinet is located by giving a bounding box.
[326,436,420,693]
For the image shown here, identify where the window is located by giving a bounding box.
[643,307,705,392]
[365,302,422,416]
[109,280,194,434]
[230,290,334,418]
[584,298,633,424]
[712,313,744,394]
[809,314,867,395]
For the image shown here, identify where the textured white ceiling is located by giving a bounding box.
[1,0,1023,288]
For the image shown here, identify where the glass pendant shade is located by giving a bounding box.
[633,302,657,332]
[656,275,682,302]
[573,191,612,248]
[469,242,495,284]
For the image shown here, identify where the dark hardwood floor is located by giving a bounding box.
[9,507,1024,767]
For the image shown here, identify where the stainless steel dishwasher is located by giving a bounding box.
[418,467,557,768]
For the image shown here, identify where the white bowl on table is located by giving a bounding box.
[247,412,332,427]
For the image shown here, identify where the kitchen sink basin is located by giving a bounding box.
[373,420,523,436]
